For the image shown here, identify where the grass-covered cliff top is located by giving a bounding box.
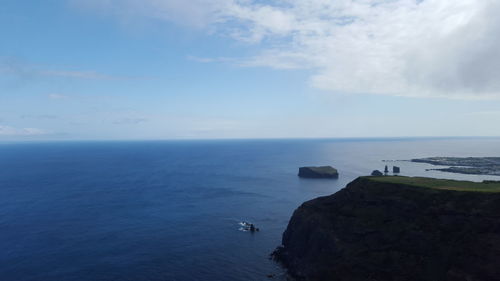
[366,176,500,192]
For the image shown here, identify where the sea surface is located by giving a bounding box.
[1,138,500,281]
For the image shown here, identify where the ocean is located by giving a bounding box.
[1,138,500,281]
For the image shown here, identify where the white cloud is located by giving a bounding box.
[40,69,119,80]
[186,55,233,64]
[75,0,500,99]
[21,114,59,119]
[465,110,500,117]
[48,93,69,100]
[0,59,142,81]
[0,125,48,136]
[113,117,148,125]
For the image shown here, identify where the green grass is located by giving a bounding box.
[366,176,500,193]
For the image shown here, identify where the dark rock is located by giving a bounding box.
[298,166,338,179]
[250,224,259,232]
[371,170,384,176]
[242,221,259,232]
[272,177,500,281]
[393,166,401,173]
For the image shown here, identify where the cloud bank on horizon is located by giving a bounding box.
[75,0,500,100]
[0,125,48,137]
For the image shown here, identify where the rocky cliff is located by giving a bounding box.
[273,176,500,281]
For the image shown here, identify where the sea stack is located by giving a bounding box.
[298,166,339,179]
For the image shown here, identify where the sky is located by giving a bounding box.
[2,0,500,140]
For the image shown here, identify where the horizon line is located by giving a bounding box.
[1,135,500,143]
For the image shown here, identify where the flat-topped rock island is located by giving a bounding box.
[298,166,339,179]
[273,176,500,281]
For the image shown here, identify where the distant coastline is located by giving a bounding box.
[412,157,500,176]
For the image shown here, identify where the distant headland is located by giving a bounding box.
[412,157,500,176]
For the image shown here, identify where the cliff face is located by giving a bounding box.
[273,177,500,281]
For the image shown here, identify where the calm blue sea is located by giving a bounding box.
[1,138,500,281]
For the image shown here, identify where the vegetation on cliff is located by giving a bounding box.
[371,176,500,192]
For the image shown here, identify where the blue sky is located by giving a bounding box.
[2,0,500,140]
